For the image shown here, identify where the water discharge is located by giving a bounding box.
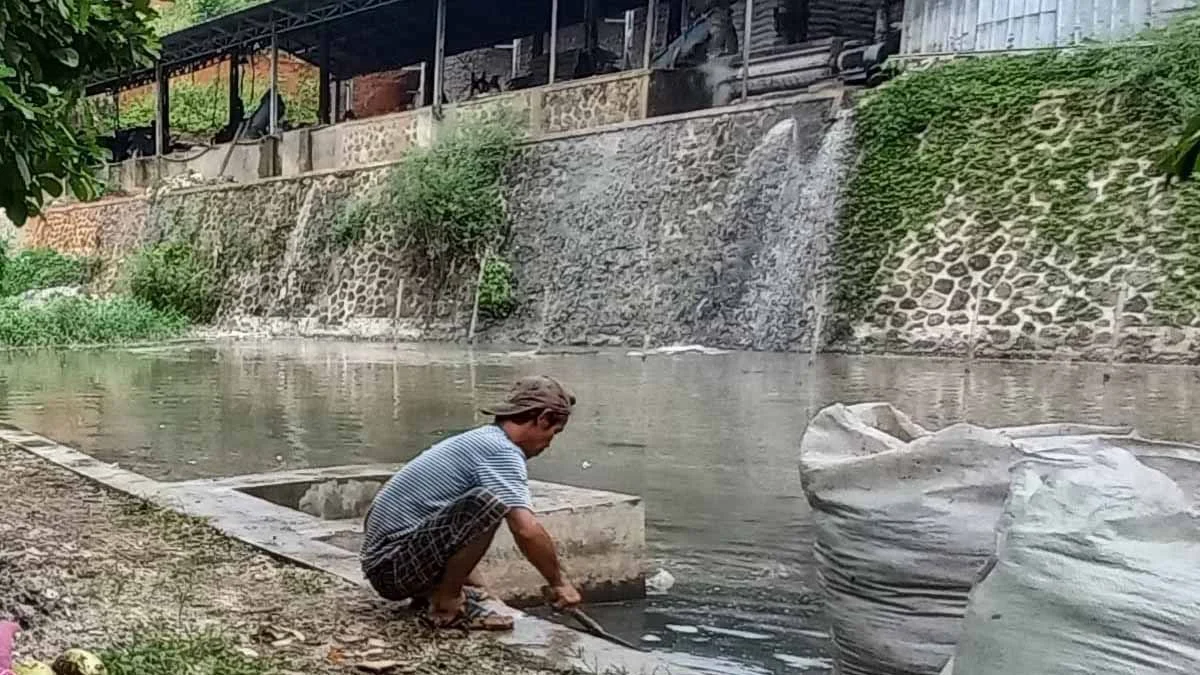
[5,340,1200,672]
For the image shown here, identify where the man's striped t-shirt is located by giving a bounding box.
[360,424,532,572]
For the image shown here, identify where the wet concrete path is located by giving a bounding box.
[4,339,1200,673]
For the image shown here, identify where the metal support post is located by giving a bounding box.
[643,0,658,69]
[433,0,446,116]
[741,0,754,101]
[154,61,169,156]
[318,29,331,124]
[269,29,280,134]
[549,0,560,84]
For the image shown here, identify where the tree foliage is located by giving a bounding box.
[0,0,158,226]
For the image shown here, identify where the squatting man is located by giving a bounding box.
[360,375,582,630]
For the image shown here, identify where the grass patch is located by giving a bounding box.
[100,630,280,675]
[0,296,188,347]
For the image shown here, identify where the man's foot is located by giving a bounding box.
[420,596,513,632]
[410,586,492,612]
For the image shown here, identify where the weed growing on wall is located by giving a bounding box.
[840,13,1200,325]
[0,296,188,347]
[478,257,517,318]
[0,248,94,297]
[128,242,220,323]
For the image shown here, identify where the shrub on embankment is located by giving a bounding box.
[0,243,194,347]
[0,296,188,347]
[837,12,1200,331]
[0,246,93,297]
[128,241,220,323]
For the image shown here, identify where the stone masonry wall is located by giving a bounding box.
[839,89,1200,365]
[24,94,845,353]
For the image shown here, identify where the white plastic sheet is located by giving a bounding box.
[952,446,1200,674]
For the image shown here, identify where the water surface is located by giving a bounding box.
[4,339,1200,673]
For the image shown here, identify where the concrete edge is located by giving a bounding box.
[0,424,699,675]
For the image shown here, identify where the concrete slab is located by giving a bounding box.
[211,468,646,606]
[0,425,693,675]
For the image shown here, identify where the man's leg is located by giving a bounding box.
[427,521,511,628]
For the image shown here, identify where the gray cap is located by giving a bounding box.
[481,375,576,417]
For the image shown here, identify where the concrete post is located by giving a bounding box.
[741,0,754,101]
[642,0,658,69]
[549,0,560,84]
[433,0,446,116]
[511,38,521,79]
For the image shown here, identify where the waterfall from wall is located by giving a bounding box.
[497,97,852,352]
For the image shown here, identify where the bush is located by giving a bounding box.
[0,247,92,297]
[339,115,523,264]
[0,296,189,347]
[128,242,219,323]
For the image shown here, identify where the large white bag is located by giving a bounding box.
[799,402,1200,675]
[799,403,1022,675]
[952,446,1200,674]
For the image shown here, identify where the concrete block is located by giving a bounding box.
[237,471,646,606]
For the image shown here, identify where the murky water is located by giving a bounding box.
[5,339,1200,673]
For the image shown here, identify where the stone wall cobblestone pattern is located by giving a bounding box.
[540,73,647,135]
[841,93,1200,364]
[333,111,424,167]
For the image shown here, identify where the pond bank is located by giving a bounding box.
[0,444,577,675]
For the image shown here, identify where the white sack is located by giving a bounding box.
[799,403,1200,675]
[799,403,1021,675]
[952,446,1200,675]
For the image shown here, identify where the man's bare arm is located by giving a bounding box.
[506,507,581,606]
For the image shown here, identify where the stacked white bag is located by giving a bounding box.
[799,401,1200,675]
[950,445,1200,675]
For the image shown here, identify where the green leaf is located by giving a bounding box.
[39,175,63,198]
[13,153,30,185]
[51,47,79,68]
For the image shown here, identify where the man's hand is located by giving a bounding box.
[549,582,582,609]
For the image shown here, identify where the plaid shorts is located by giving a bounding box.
[364,487,509,601]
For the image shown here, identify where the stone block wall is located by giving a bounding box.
[29,93,845,353]
[540,71,649,135]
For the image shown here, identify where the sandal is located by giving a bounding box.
[420,597,513,632]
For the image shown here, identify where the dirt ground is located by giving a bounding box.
[0,444,578,675]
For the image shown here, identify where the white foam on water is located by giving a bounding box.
[665,624,701,634]
[773,653,834,671]
[659,650,774,675]
[640,634,662,643]
[699,625,774,640]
